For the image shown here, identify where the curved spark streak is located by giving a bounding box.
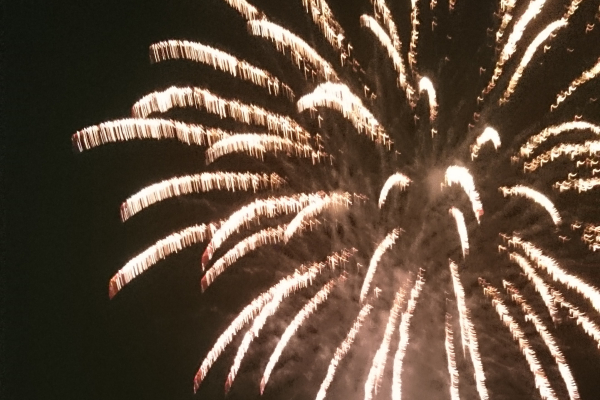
[370,0,403,52]
[121,172,284,221]
[297,82,391,146]
[519,121,600,159]
[205,134,324,164]
[109,223,219,298]
[360,229,401,302]
[261,278,340,394]
[149,40,294,99]
[552,289,600,348]
[202,226,286,291]
[365,287,407,400]
[131,86,311,143]
[501,20,566,103]
[419,77,438,135]
[510,237,600,314]
[508,253,559,321]
[524,140,600,173]
[248,19,339,82]
[445,313,460,400]
[219,0,263,20]
[445,166,484,223]
[316,303,373,400]
[301,0,346,54]
[499,185,561,225]
[471,127,501,160]
[504,282,580,400]
[379,173,411,208]
[481,281,558,400]
[72,118,229,152]
[202,193,330,268]
[554,177,600,193]
[450,207,469,257]
[450,261,489,400]
[552,57,600,111]
[391,273,425,400]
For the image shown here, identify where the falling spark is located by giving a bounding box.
[552,289,600,348]
[450,207,469,257]
[316,303,373,400]
[523,140,600,173]
[519,121,600,159]
[471,127,501,160]
[552,57,600,112]
[554,177,600,193]
[218,0,263,20]
[419,77,438,135]
[360,229,401,302]
[445,166,484,223]
[408,0,420,74]
[301,0,347,55]
[504,281,580,400]
[445,313,460,400]
[495,0,517,46]
[499,185,561,225]
[480,280,558,400]
[379,173,412,208]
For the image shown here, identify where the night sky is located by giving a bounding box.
[3,0,600,399]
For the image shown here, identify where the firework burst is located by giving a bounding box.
[75,0,600,398]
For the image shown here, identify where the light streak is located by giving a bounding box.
[450,207,469,257]
[519,121,600,159]
[284,193,353,241]
[419,77,438,135]
[301,0,346,54]
[445,166,484,223]
[499,185,561,225]
[552,289,600,348]
[445,313,460,400]
[360,229,401,302]
[471,127,501,160]
[408,0,420,74]
[524,140,600,173]
[552,57,600,112]
[379,173,411,208]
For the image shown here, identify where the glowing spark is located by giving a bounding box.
[150,40,294,99]
[552,57,600,111]
[301,0,346,54]
[504,281,580,400]
[519,121,600,159]
[121,173,284,221]
[495,0,517,46]
[316,303,373,400]
[499,185,561,225]
[471,127,501,160]
[524,140,600,173]
[445,166,484,223]
[391,272,425,400]
[379,173,412,208]
[450,207,469,257]
[552,289,600,348]
[480,280,558,400]
[218,0,263,20]
[450,261,489,400]
[360,229,401,302]
[445,313,460,400]
[419,77,438,135]
[408,0,421,74]
[554,177,600,193]
[370,0,402,52]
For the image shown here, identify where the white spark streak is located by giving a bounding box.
[552,289,600,349]
[391,272,425,400]
[445,166,484,223]
[471,127,501,160]
[499,185,561,225]
[408,0,420,74]
[552,57,600,111]
[301,0,346,54]
[219,0,263,20]
[524,140,600,173]
[121,172,284,221]
[360,229,401,302]
[379,173,411,208]
[554,177,600,193]
[419,77,438,135]
[72,118,229,152]
[445,313,460,400]
[450,207,469,257]
[450,261,489,400]
[519,121,600,159]
[316,303,373,400]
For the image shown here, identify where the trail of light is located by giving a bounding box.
[480,280,558,400]
[519,121,600,159]
[495,0,517,46]
[202,226,286,291]
[364,287,407,400]
[449,261,489,400]
[471,127,501,160]
[206,134,325,164]
[225,261,347,393]
[391,271,425,400]
[297,82,392,147]
[445,313,460,400]
[248,19,339,82]
[501,20,566,104]
[109,223,219,298]
[121,172,284,221]
[219,0,263,20]
[72,118,229,152]
[484,0,549,96]
[285,193,353,242]
[316,303,373,400]
[419,77,438,135]
[360,15,413,101]
[202,193,330,268]
[552,289,600,348]
[445,166,484,223]
[261,277,341,394]
[552,57,600,112]
[301,0,346,54]
[360,229,401,302]
[194,250,353,392]
[581,223,600,251]
[554,177,600,193]
[408,0,420,74]
[150,40,294,99]
[509,236,600,314]
[524,140,600,173]
[131,86,311,143]
[499,185,561,225]
[508,253,559,321]
[379,173,411,208]
[504,281,580,400]
[370,0,402,52]
[450,207,469,257]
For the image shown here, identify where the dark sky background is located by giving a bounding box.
[3,0,600,399]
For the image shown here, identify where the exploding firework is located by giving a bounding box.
[75,0,600,398]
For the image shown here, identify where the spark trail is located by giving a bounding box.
[445,313,460,400]
[360,229,401,302]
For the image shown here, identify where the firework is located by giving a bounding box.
[470,127,500,160]
[444,313,460,400]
